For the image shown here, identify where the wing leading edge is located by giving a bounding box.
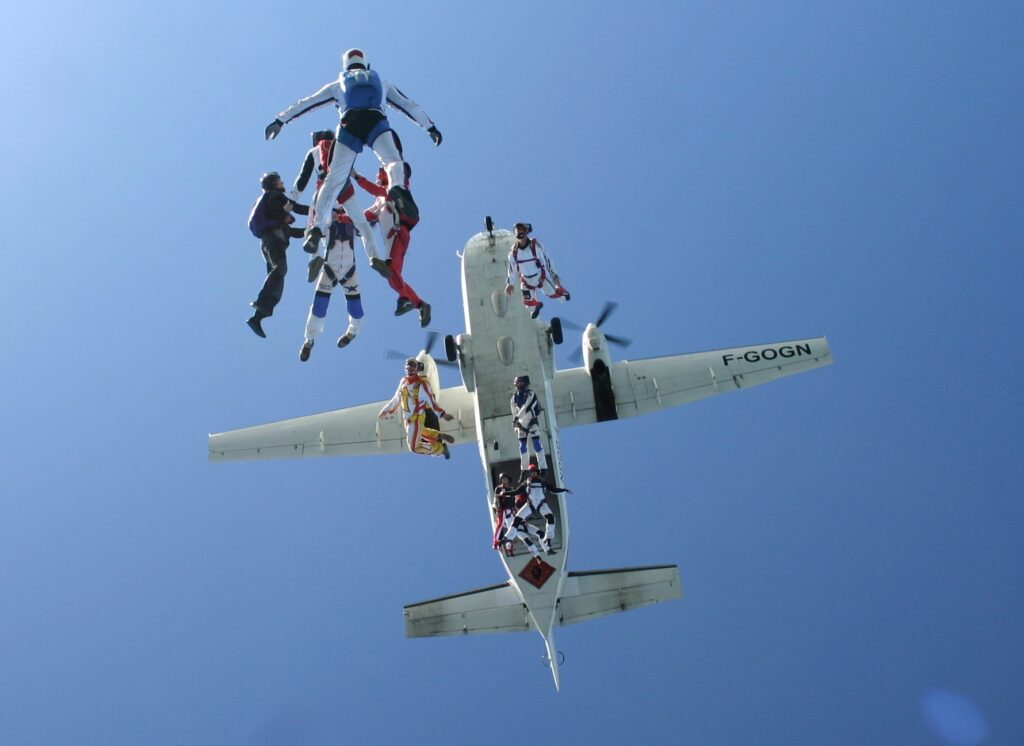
[208,385,477,462]
[551,336,832,428]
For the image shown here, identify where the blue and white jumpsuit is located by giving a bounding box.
[273,69,436,240]
[303,216,364,347]
[511,387,546,471]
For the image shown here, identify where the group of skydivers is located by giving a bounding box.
[247,49,575,559]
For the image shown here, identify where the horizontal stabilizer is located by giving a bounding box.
[404,583,530,637]
[557,565,681,626]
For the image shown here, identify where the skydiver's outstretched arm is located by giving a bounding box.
[378,381,404,418]
[384,82,442,145]
[266,81,341,139]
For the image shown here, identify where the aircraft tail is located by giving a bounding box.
[403,565,680,638]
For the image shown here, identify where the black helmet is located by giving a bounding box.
[514,375,530,388]
[312,130,335,144]
[260,171,282,190]
[514,222,532,235]
[498,472,509,483]
[405,356,424,372]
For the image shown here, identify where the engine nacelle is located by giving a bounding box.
[582,323,612,373]
[582,324,617,421]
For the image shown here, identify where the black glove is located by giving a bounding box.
[265,119,283,141]
[428,126,442,146]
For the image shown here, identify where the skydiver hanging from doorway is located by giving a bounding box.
[504,222,570,319]
[265,48,442,271]
[491,472,543,559]
[511,375,545,475]
[510,464,571,556]
[378,357,455,459]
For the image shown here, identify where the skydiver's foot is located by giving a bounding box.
[438,432,455,444]
[307,255,325,282]
[337,332,355,348]
[303,227,323,254]
[441,443,451,460]
[394,297,415,316]
[418,302,431,328]
[299,339,313,361]
[530,302,543,319]
[246,314,267,338]
[370,257,393,279]
[552,287,570,301]
[387,185,419,222]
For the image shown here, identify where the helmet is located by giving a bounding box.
[498,472,509,483]
[513,222,532,236]
[260,171,282,190]
[312,130,335,144]
[514,375,530,388]
[405,356,423,372]
[342,48,368,70]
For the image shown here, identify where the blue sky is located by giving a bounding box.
[2,2,1023,744]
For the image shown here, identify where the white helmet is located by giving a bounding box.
[342,48,368,70]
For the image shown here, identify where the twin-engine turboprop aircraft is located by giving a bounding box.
[208,223,833,689]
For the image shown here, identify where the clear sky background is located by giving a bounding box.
[2,2,1022,744]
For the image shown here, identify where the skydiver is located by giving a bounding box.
[265,48,442,265]
[299,208,365,361]
[289,129,386,281]
[511,464,571,555]
[492,473,542,558]
[354,163,432,327]
[504,222,570,319]
[378,357,455,459]
[510,375,546,474]
[245,171,309,338]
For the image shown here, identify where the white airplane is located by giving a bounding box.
[208,222,833,690]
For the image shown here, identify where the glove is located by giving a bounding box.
[427,126,442,146]
[287,189,300,202]
[265,119,283,141]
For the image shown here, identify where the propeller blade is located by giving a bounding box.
[595,301,618,328]
[559,318,585,332]
[384,349,408,361]
[424,331,440,357]
[604,333,632,349]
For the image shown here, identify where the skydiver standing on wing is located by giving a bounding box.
[265,48,442,272]
[290,129,384,281]
[378,357,455,459]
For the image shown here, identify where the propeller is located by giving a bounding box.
[564,302,633,363]
[384,331,457,367]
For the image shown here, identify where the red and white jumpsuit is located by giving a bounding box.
[355,171,424,308]
[506,238,569,309]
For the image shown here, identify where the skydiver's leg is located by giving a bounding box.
[388,225,423,306]
[304,291,331,343]
[529,430,545,469]
[311,144,358,234]
[519,438,530,470]
[368,130,404,194]
[338,189,380,262]
[254,231,288,316]
[537,502,556,544]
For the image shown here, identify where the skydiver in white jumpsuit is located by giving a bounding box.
[265,48,442,269]
[511,375,546,473]
[299,211,364,361]
[504,222,570,319]
[492,472,544,558]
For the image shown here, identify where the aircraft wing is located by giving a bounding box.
[551,336,832,428]
[208,385,477,462]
